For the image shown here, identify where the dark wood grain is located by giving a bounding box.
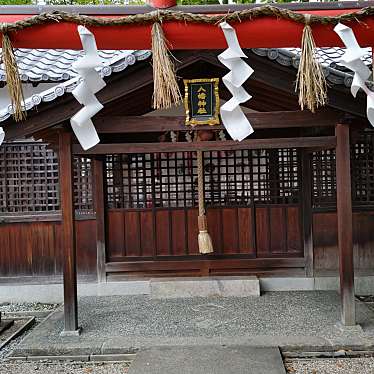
[73,137,337,155]
[155,210,170,256]
[107,211,125,260]
[93,158,106,282]
[93,110,340,134]
[124,211,141,257]
[59,131,79,333]
[140,210,155,257]
[335,123,355,326]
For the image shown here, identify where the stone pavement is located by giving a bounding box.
[128,346,286,374]
[12,291,374,357]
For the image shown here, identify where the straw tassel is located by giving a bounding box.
[295,16,327,113]
[197,150,213,254]
[151,21,181,110]
[1,32,25,121]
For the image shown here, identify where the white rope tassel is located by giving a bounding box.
[70,26,106,150]
[334,23,374,127]
[218,22,254,141]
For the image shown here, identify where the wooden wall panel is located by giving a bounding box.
[238,208,254,255]
[286,207,302,254]
[314,211,374,273]
[256,206,303,258]
[313,212,339,270]
[187,208,199,255]
[31,223,54,276]
[222,208,239,254]
[206,208,223,254]
[270,207,287,255]
[353,212,374,271]
[256,207,270,256]
[75,220,97,276]
[0,220,97,279]
[0,226,10,276]
[171,210,186,256]
[124,211,141,257]
[107,211,125,259]
[155,210,170,256]
[140,210,155,258]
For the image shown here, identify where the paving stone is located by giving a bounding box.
[128,346,286,374]
[26,355,90,362]
[90,353,135,362]
[150,276,260,298]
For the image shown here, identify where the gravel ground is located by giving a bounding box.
[0,302,58,362]
[0,303,59,313]
[0,361,130,374]
[286,358,374,373]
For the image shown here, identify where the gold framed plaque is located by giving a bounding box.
[183,78,220,126]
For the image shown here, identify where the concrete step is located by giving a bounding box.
[128,346,286,374]
[150,276,260,299]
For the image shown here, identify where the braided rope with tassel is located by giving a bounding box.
[197,150,213,254]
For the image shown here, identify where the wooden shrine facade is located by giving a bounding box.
[0,121,374,281]
[0,47,371,329]
[1,48,373,281]
[1,125,374,281]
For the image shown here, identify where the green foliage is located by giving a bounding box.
[0,0,32,4]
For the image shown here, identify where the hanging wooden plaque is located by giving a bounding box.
[183,78,220,126]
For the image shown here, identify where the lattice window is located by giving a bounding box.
[312,131,374,208]
[106,153,197,209]
[74,157,94,215]
[351,132,374,205]
[0,142,94,216]
[0,142,60,213]
[312,149,336,208]
[105,148,301,209]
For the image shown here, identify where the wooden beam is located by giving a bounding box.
[301,151,314,277]
[73,136,336,155]
[94,110,341,133]
[93,158,106,284]
[335,123,355,326]
[59,132,81,336]
[105,257,306,273]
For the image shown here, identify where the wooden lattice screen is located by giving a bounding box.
[312,131,374,209]
[0,142,93,216]
[1,131,373,216]
[105,148,301,209]
[73,157,94,215]
[0,142,59,214]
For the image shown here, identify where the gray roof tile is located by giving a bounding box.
[0,48,143,82]
[0,49,151,122]
[0,46,371,122]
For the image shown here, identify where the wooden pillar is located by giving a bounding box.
[93,158,106,283]
[301,151,314,277]
[335,123,355,326]
[59,132,81,336]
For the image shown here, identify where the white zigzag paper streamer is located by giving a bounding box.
[334,23,374,127]
[0,127,4,146]
[218,22,254,141]
[71,26,106,150]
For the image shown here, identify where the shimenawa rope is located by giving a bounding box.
[2,5,372,120]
